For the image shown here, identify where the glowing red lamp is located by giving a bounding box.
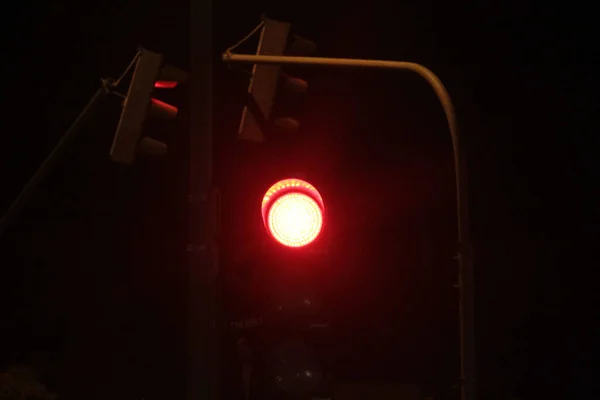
[154,80,179,89]
[261,178,325,248]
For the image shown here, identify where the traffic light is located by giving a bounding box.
[261,177,333,399]
[110,48,187,164]
[238,15,316,142]
[261,178,325,249]
[222,16,329,399]
[221,174,333,400]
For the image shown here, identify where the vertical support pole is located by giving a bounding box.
[189,0,217,400]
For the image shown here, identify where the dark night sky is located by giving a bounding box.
[1,0,585,398]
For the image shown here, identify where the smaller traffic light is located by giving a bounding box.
[238,16,316,142]
[110,48,187,164]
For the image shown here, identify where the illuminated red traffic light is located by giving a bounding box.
[154,80,178,89]
[261,178,324,248]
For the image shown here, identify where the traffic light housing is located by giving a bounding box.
[220,174,333,400]
[110,48,187,164]
[223,16,329,399]
[238,16,316,142]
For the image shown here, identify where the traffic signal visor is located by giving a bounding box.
[261,178,324,248]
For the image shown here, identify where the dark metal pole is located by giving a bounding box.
[0,83,111,237]
[188,0,217,400]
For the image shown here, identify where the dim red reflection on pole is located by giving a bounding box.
[150,98,178,119]
[261,178,325,248]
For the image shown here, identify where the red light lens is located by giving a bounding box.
[154,80,178,89]
[262,179,324,248]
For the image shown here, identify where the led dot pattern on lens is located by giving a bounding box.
[267,192,323,248]
[262,179,323,211]
[261,178,325,248]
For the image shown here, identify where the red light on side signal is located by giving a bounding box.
[154,80,178,89]
[150,98,178,119]
[261,178,325,248]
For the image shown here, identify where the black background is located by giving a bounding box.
[2,0,585,398]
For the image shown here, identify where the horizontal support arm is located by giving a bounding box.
[222,52,458,160]
[222,53,460,199]
[224,52,428,70]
